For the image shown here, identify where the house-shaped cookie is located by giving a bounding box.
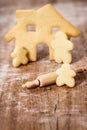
[5,4,80,67]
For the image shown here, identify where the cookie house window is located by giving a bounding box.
[27,25,36,31]
[52,27,60,34]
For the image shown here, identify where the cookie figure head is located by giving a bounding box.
[56,63,76,87]
[51,31,74,63]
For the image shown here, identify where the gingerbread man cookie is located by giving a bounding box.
[11,47,28,67]
[56,63,76,87]
[51,31,74,63]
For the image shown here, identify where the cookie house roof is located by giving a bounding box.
[16,4,80,37]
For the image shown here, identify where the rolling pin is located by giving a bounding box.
[22,57,87,89]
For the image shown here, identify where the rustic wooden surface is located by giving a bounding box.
[0,1,87,130]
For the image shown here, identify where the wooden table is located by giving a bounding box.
[0,1,87,130]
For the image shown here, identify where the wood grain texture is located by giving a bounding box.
[0,1,87,130]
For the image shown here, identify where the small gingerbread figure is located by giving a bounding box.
[51,31,74,63]
[56,63,76,87]
[11,47,29,67]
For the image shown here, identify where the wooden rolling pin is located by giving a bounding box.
[22,57,87,89]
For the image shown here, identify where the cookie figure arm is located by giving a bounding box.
[70,69,76,77]
[65,40,74,51]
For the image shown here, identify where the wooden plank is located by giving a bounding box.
[0,1,87,130]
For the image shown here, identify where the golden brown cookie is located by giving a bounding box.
[5,4,80,67]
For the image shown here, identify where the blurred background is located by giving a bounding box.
[0,0,87,7]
